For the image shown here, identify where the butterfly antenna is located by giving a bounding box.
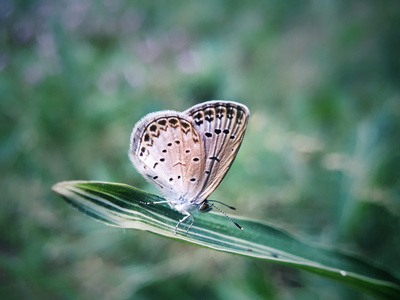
[207,200,237,210]
[209,202,243,230]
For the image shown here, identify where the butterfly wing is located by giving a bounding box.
[129,110,206,202]
[184,100,250,203]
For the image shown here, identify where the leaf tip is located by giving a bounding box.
[51,181,65,194]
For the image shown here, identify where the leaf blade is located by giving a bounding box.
[52,181,400,299]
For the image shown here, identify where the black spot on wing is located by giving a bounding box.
[209,156,220,162]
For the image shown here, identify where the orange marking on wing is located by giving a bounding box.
[173,161,187,167]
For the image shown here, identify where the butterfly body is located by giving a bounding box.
[129,100,249,232]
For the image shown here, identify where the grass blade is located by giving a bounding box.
[52,180,400,299]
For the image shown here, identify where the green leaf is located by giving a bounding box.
[52,181,400,299]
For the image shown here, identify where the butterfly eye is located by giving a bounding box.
[198,202,212,212]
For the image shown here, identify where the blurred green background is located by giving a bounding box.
[1,1,400,299]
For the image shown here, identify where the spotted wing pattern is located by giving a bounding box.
[129,101,249,207]
[184,101,249,203]
[129,110,206,201]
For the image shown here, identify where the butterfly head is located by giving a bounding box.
[198,200,213,213]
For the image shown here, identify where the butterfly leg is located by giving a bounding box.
[140,200,170,205]
[183,214,195,233]
[174,211,193,234]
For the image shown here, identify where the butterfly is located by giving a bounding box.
[129,100,249,233]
